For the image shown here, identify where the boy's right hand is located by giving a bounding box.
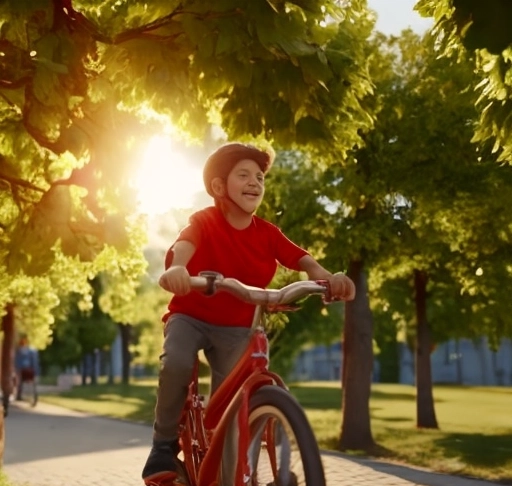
[159,265,191,295]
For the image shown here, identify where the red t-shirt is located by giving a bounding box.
[163,206,309,327]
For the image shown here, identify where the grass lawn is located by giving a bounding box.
[0,473,11,486]
[39,381,512,483]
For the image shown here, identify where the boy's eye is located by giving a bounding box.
[236,171,264,182]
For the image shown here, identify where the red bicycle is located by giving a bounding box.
[171,271,333,486]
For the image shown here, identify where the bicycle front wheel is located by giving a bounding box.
[246,385,326,486]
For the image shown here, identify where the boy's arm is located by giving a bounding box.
[298,255,334,280]
[159,240,196,295]
[298,255,356,301]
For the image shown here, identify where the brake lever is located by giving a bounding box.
[266,303,302,313]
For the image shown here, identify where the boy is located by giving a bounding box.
[142,142,355,484]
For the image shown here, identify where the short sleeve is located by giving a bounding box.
[272,225,309,270]
[164,209,210,269]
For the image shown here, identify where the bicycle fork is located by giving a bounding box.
[198,372,279,486]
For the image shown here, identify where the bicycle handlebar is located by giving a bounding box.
[189,271,330,307]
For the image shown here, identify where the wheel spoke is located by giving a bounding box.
[243,386,325,486]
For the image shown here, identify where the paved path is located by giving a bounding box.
[2,400,498,486]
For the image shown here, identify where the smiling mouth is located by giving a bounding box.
[243,192,260,197]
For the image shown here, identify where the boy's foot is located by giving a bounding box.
[142,440,181,485]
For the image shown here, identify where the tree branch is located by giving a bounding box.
[56,0,242,46]
[0,173,45,193]
[0,78,32,90]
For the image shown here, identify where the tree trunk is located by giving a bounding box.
[106,348,114,385]
[81,355,88,385]
[414,269,438,429]
[339,259,375,451]
[475,337,489,385]
[1,304,15,404]
[119,324,131,385]
[91,349,98,385]
[1,304,16,464]
[455,338,463,385]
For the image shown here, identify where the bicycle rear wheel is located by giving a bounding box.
[246,385,326,486]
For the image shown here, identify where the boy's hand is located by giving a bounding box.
[328,272,356,301]
[159,265,191,295]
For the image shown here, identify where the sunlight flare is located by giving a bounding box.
[133,135,203,215]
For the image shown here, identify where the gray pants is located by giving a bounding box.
[153,313,251,442]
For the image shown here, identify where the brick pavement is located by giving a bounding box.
[2,401,498,486]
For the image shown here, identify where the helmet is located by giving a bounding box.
[203,142,275,197]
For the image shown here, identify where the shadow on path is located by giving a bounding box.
[321,451,504,486]
[4,401,152,465]
[4,399,505,486]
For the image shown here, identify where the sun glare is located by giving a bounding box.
[134,135,203,215]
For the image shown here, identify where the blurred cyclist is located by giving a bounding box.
[14,335,39,401]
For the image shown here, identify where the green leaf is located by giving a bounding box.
[33,57,68,74]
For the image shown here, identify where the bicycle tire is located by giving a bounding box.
[221,385,326,486]
[179,408,202,486]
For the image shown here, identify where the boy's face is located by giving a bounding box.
[226,159,265,213]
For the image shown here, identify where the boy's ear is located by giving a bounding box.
[211,177,225,197]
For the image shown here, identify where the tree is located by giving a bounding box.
[416,0,512,162]
[366,29,512,431]
[1,0,374,281]
[262,25,512,452]
[0,0,373,372]
[41,276,119,382]
[0,0,373,455]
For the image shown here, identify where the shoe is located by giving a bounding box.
[142,440,181,485]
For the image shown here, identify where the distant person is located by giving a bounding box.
[14,335,39,400]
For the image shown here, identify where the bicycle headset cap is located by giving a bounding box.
[203,142,275,197]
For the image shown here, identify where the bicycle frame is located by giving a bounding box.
[177,274,330,486]
[179,321,286,486]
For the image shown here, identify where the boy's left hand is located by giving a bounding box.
[328,272,356,301]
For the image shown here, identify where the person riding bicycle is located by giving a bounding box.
[142,142,356,485]
[14,335,39,401]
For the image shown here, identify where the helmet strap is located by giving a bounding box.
[216,194,254,216]
[212,177,254,215]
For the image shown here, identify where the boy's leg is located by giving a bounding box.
[142,314,209,483]
[205,326,251,486]
[153,314,210,441]
[205,326,251,393]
